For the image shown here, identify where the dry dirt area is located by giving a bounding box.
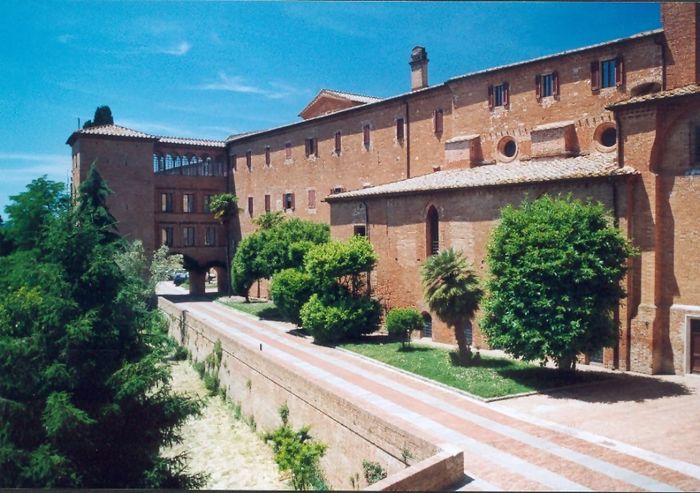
[162,361,289,490]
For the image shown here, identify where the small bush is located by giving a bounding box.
[270,268,316,324]
[300,293,381,344]
[172,344,189,361]
[362,460,387,486]
[264,404,328,490]
[385,308,423,348]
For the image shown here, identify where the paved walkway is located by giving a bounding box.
[159,286,700,491]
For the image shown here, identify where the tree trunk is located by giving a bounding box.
[557,354,577,374]
[453,322,471,364]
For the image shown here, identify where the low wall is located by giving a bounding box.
[159,298,464,490]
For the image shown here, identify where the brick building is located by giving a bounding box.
[68,3,700,374]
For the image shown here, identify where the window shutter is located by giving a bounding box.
[291,193,296,210]
[335,131,341,153]
[503,82,510,107]
[282,193,286,208]
[305,139,310,157]
[552,71,560,97]
[535,74,542,101]
[314,139,319,157]
[615,56,624,87]
[590,61,600,92]
[488,85,494,110]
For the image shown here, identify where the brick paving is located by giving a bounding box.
[160,288,700,491]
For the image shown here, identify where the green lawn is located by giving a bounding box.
[216,299,289,322]
[340,340,608,399]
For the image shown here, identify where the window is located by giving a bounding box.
[305,138,317,158]
[308,189,316,209]
[285,142,292,159]
[353,224,366,237]
[592,57,624,91]
[426,206,439,256]
[205,226,217,247]
[160,226,173,247]
[265,146,271,166]
[248,196,254,217]
[264,194,271,212]
[183,226,195,247]
[246,150,252,171]
[160,192,173,213]
[498,136,518,161]
[433,110,443,134]
[334,131,342,154]
[601,59,617,88]
[536,72,559,100]
[183,193,194,213]
[396,118,405,142]
[283,192,295,211]
[203,194,212,213]
[488,83,509,109]
[695,125,700,165]
[363,124,371,149]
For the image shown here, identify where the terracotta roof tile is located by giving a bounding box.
[157,136,226,148]
[326,154,638,201]
[75,124,156,139]
[607,84,700,109]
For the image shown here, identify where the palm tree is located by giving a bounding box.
[209,193,239,295]
[421,248,483,363]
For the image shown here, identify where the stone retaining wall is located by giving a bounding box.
[159,298,464,490]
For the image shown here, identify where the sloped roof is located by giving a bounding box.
[326,154,638,201]
[157,136,226,148]
[68,124,157,143]
[67,124,225,148]
[607,84,700,109]
[298,88,382,119]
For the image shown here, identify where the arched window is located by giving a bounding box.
[422,312,432,339]
[165,154,175,170]
[153,153,164,173]
[426,206,439,256]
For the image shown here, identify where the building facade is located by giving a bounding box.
[68,3,700,374]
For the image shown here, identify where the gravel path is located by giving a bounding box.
[163,361,289,490]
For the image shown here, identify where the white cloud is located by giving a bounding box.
[158,41,191,56]
[197,72,303,100]
[0,153,70,183]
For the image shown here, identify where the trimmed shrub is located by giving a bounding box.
[270,268,315,324]
[385,308,423,348]
[300,293,381,344]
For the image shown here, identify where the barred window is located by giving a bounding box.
[183,193,194,213]
[160,226,173,247]
[205,226,217,246]
[160,192,173,213]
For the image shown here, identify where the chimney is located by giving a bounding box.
[410,46,429,91]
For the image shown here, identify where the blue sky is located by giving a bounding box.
[0,1,661,218]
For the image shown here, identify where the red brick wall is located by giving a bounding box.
[662,2,700,89]
[331,179,623,351]
[71,136,157,253]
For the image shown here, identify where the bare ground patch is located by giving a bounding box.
[163,361,289,490]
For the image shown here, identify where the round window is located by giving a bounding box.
[600,127,617,148]
[593,123,617,152]
[503,140,517,157]
[497,136,518,161]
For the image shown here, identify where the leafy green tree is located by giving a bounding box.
[385,308,423,349]
[422,248,483,363]
[77,164,120,243]
[0,176,204,487]
[253,211,285,230]
[231,218,329,300]
[83,105,114,128]
[481,195,636,372]
[0,215,14,256]
[299,236,381,344]
[4,176,68,251]
[270,268,315,324]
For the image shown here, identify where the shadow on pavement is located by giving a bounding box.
[161,293,219,303]
[542,372,693,404]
